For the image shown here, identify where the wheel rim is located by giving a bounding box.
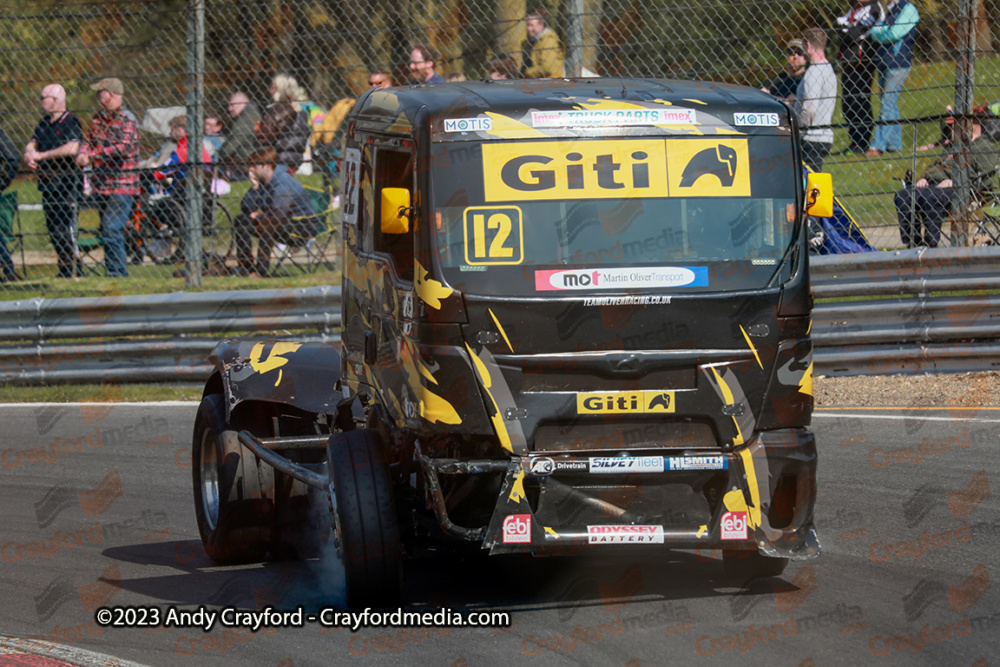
[200,427,220,530]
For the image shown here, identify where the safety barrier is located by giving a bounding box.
[1,247,998,384]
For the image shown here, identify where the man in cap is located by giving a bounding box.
[795,28,838,171]
[76,77,140,277]
[761,39,808,103]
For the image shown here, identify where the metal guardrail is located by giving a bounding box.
[811,246,1000,376]
[1,247,999,384]
[0,286,341,385]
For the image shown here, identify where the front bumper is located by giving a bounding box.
[465,428,820,558]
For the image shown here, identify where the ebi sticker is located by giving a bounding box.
[535,266,708,291]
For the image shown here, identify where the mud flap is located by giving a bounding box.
[210,340,344,418]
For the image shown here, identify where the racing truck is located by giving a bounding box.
[192,78,832,608]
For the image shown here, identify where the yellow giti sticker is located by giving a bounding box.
[482,139,750,202]
[577,390,676,414]
[665,139,751,197]
[463,206,524,265]
[482,140,667,202]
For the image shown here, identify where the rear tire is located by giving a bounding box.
[722,549,789,578]
[192,394,271,563]
[328,429,402,608]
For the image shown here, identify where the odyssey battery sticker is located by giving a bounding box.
[536,266,708,291]
[463,206,524,265]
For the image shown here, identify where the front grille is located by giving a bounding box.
[522,367,697,392]
[533,419,717,452]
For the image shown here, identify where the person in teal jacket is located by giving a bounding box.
[866,0,920,155]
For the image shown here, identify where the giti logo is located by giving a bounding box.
[680,145,737,187]
[577,390,675,414]
[667,139,750,197]
[483,140,667,202]
[483,138,750,202]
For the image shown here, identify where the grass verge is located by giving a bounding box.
[0,382,204,403]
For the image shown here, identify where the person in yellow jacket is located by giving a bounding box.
[521,11,565,78]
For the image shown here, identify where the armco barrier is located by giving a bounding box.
[811,246,1000,376]
[1,247,999,384]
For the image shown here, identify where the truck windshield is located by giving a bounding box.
[430,135,798,296]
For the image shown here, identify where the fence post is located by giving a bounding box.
[185,0,205,286]
[565,0,584,78]
[951,0,977,247]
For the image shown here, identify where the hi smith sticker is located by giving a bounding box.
[536,267,708,291]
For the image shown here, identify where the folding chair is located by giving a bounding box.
[270,186,339,275]
[75,194,106,276]
[0,190,26,278]
[968,168,1000,245]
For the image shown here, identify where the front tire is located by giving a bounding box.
[327,429,402,608]
[192,394,271,563]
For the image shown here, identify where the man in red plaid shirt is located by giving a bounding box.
[76,77,140,277]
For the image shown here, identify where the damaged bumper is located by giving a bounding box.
[434,428,821,558]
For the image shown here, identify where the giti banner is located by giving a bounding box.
[482,139,750,202]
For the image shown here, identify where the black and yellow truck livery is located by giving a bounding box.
[192,78,833,607]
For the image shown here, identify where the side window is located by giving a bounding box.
[374,149,415,282]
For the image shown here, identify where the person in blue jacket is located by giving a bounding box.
[233,147,318,277]
[866,0,920,156]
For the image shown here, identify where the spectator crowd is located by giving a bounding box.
[0,1,992,277]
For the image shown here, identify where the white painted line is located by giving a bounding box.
[0,401,200,408]
[814,412,1000,424]
[0,635,151,667]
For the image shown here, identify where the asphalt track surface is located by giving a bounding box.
[0,402,997,666]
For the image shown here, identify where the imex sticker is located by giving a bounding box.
[531,108,696,128]
[463,206,524,265]
[535,266,708,291]
[577,390,676,414]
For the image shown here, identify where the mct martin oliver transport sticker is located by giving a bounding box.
[536,267,708,291]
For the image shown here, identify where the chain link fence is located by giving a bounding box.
[0,0,998,297]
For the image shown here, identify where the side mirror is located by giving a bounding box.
[381,187,411,234]
[805,172,833,218]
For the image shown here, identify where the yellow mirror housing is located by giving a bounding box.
[805,172,833,218]
[381,188,411,234]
